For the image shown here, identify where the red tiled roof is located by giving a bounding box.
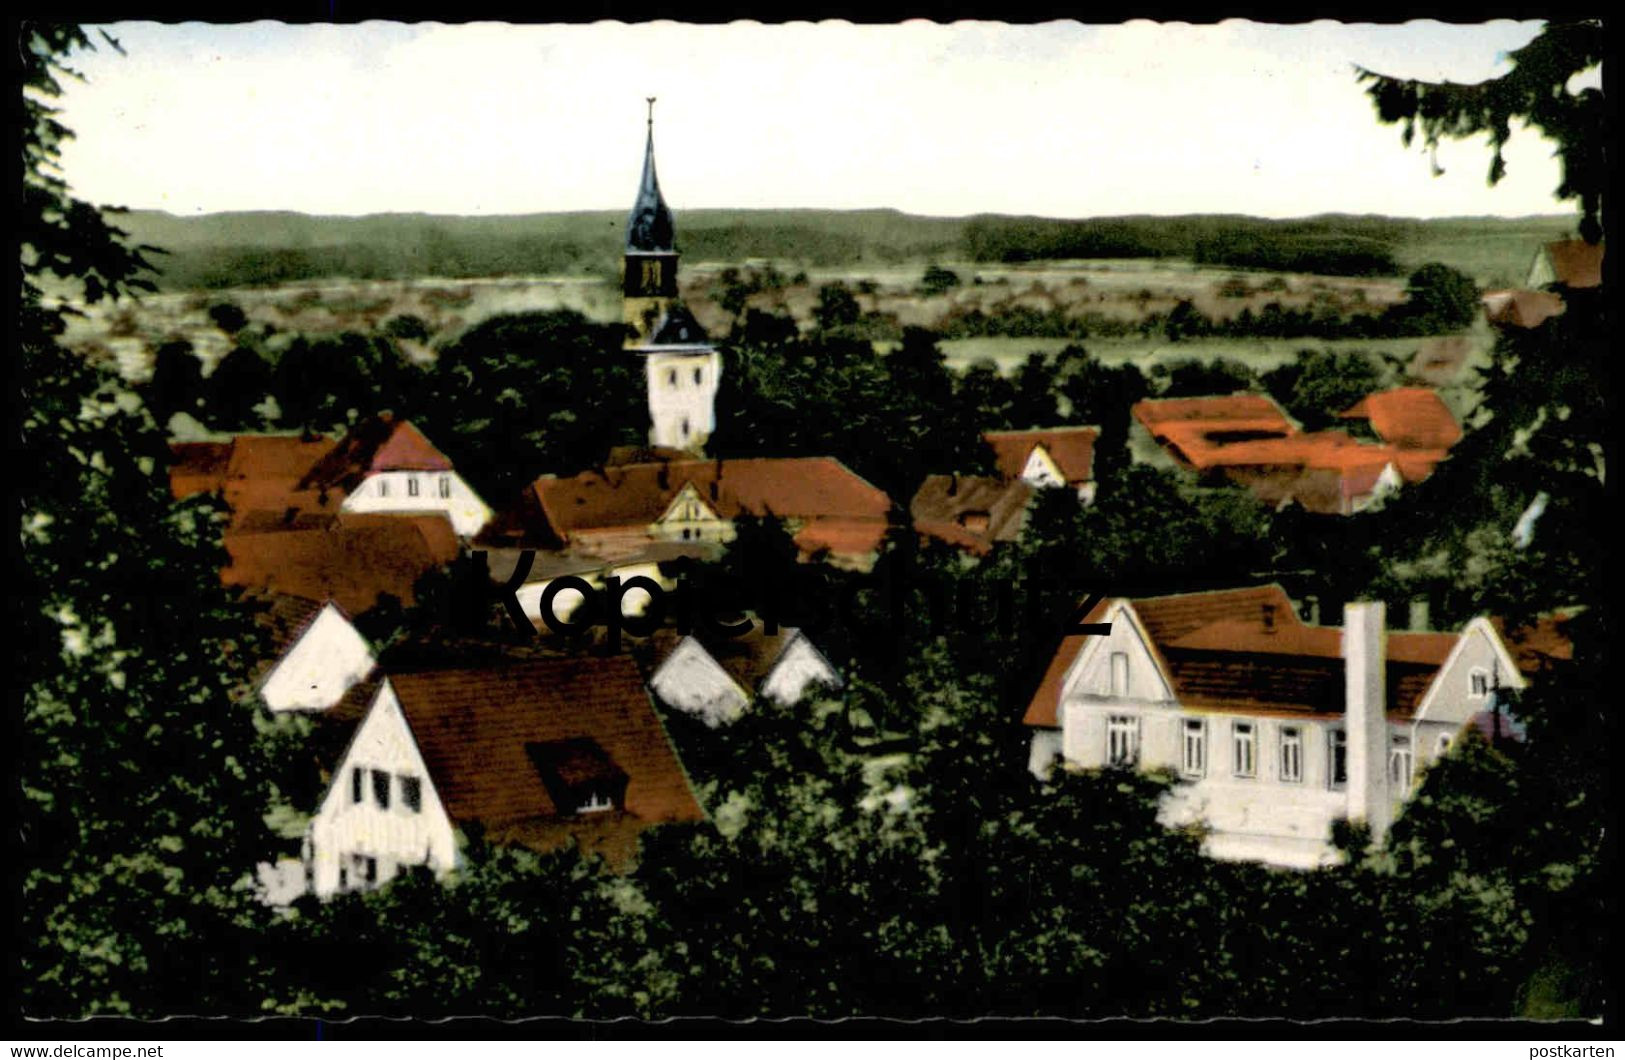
[1340,388,1463,451]
[298,414,453,493]
[223,512,460,615]
[1024,585,1469,728]
[168,434,339,516]
[1494,612,1578,675]
[1023,585,1299,728]
[909,474,1032,555]
[498,458,893,559]
[1132,394,1296,430]
[983,427,1099,485]
[389,657,703,866]
[169,441,233,499]
[1540,240,1604,289]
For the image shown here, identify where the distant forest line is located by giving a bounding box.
[114,208,1577,291]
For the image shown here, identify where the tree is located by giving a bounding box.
[1400,262,1480,332]
[812,282,861,330]
[1356,20,1605,243]
[143,338,204,425]
[206,346,275,429]
[20,25,282,1017]
[920,263,961,297]
[1261,348,1386,431]
[207,300,249,335]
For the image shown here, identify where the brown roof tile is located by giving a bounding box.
[1541,239,1604,289]
[223,512,460,615]
[388,657,703,865]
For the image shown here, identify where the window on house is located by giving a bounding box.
[1469,668,1490,698]
[407,476,419,498]
[1389,734,1413,789]
[365,856,378,885]
[668,368,678,387]
[351,767,364,805]
[378,479,389,498]
[1109,652,1129,697]
[339,865,349,891]
[1106,714,1140,767]
[1181,718,1206,778]
[1280,726,1303,783]
[400,775,422,814]
[371,769,391,810]
[682,417,690,439]
[1436,732,1453,758]
[438,475,452,499]
[693,367,703,386]
[1232,722,1256,778]
[1328,728,1348,789]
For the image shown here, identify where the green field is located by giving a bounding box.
[115,207,1576,292]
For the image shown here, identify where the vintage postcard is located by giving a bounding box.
[15,17,1607,1039]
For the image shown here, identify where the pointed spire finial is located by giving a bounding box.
[646,96,656,127]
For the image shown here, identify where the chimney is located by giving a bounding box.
[1408,596,1430,632]
[1261,603,1276,633]
[1342,601,1392,845]
[1301,594,1320,625]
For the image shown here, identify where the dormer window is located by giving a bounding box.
[378,478,390,498]
[407,476,420,498]
[526,738,630,818]
[438,475,452,499]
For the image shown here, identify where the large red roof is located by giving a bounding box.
[1340,388,1463,451]
[223,512,460,614]
[298,414,453,493]
[909,474,1032,555]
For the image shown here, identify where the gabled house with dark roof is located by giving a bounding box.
[304,656,704,896]
[297,413,492,537]
[1023,585,1543,868]
[478,456,895,570]
[647,624,843,727]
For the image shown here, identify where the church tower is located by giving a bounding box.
[623,99,721,453]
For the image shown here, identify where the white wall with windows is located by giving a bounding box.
[305,681,457,898]
[645,349,722,451]
[340,470,492,537]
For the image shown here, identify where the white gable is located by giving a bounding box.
[649,635,751,727]
[307,680,458,897]
[260,603,376,713]
[760,632,842,707]
[656,481,721,528]
[1062,600,1177,704]
[1019,444,1067,489]
[340,470,491,537]
[1413,617,1527,728]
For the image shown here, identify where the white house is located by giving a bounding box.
[297,413,492,538]
[649,624,843,727]
[1024,585,1535,869]
[305,678,459,897]
[257,598,377,714]
[303,655,705,897]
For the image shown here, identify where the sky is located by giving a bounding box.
[51,20,1598,221]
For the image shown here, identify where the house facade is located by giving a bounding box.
[298,414,492,537]
[1024,586,1530,869]
[983,426,1100,502]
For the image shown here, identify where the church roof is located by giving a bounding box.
[625,120,676,253]
[645,304,712,347]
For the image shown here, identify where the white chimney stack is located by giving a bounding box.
[1342,601,1391,843]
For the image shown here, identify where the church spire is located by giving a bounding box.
[626,97,675,253]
